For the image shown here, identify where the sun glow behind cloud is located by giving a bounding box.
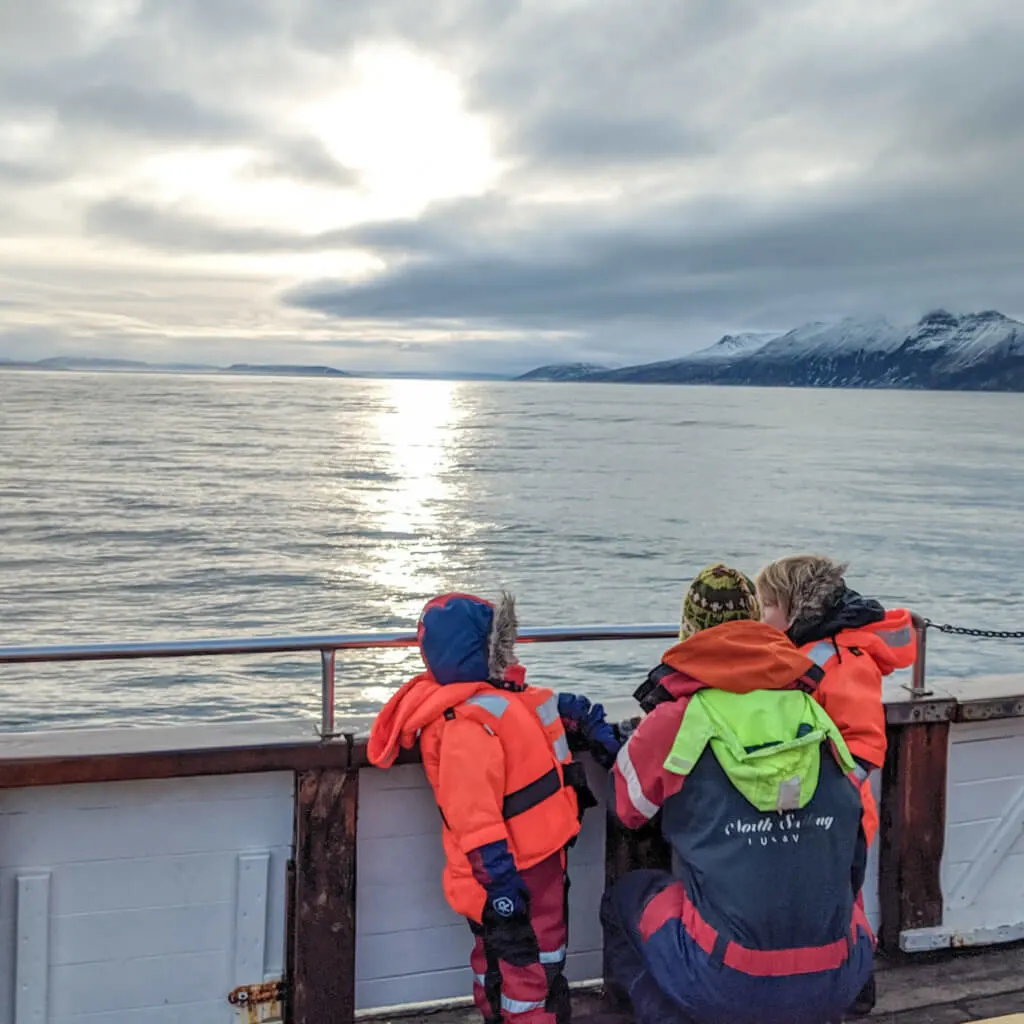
[111,44,500,240]
[303,44,501,217]
[0,37,505,359]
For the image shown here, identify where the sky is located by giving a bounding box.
[2,0,1023,375]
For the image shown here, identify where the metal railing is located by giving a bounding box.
[0,623,682,737]
[911,612,928,696]
[0,615,951,735]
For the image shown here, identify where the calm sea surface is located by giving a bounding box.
[1,371,1022,732]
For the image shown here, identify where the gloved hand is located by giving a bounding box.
[468,840,539,966]
[557,693,622,769]
[468,840,529,917]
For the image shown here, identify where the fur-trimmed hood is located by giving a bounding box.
[416,591,519,685]
[775,559,884,644]
[787,575,887,648]
[781,559,849,632]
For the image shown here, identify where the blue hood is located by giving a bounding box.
[418,593,497,685]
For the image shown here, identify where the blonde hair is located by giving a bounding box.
[755,554,848,625]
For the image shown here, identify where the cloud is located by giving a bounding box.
[83,198,337,254]
[246,137,361,188]
[57,83,249,140]
[512,112,713,170]
[2,0,1024,370]
[0,160,67,186]
[286,160,1024,339]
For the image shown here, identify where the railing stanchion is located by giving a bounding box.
[909,614,931,697]
[292,766,358,1021]
[319,649,336,739]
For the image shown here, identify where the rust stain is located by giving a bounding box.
[228,980,284,1023]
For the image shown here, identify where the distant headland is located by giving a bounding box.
[0,356,351,378]
[516,309,1024,392]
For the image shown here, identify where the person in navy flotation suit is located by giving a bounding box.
[369,592,621,1024]
[602,566,874,1024]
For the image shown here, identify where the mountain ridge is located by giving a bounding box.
[532,310,1024,391]
[516,362,611,381]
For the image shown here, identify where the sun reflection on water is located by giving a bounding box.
[362,378,467,620]
[313,377,495,708]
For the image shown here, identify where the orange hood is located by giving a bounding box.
[367,673,488,768]
[825,608,917,676]
[660,619,816,694]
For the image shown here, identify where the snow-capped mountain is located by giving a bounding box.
[755,317,906,358]
[903,309,1024,369]
[687,331,780,361]
[577,310,1024,391]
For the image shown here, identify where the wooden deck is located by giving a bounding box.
[364,943,1024,1023]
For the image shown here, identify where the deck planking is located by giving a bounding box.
[363,943,1024,1023]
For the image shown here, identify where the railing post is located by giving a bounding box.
[878,695,956,955]
[319,649,336,739]
[290,765,359,1023]
[908,613,931,697]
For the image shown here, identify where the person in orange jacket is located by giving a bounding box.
[753,554,917,847]
[754,555,917,1019]
[367,591,621,1024]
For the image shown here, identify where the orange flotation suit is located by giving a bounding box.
[801,608,917,845]
[369,667,581,921]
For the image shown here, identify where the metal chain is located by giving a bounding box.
[922,617,1024,640]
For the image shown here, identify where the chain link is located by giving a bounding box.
[922,618,1024,640]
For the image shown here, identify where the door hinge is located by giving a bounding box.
[228,979,285,1023]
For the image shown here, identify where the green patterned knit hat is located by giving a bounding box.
[680,564,761,640]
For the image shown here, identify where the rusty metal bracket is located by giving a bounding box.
[312,730,356,765]
[228,980,285,1023]
[885,699,957,725]
[902,682,934,697]
[957,698,1024,721]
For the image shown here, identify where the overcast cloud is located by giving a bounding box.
[2,0,1023,372]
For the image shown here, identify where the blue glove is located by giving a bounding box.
[467,839,529,920]
[558,693,622,769]
[468,841,541,966]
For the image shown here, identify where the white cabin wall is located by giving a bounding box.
[0,773,292,1024]
[863,770,882,932]
[354,756,609,1012]
[353,747,884,1012]
[941,718,1024,941]
[0,729,910,1021]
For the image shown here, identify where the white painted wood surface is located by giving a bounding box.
[941,718,1024,939]
[354,759,884,1011]
[863,770,882,932]
[0,756,886,1018]
[354,755,608,1011]
[233,853,271,986]
[4,711,1019,1017]
[14,874,50,1024]
[0,773,291,1024]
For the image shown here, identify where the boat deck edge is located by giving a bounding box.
[362,942,1024,1023]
